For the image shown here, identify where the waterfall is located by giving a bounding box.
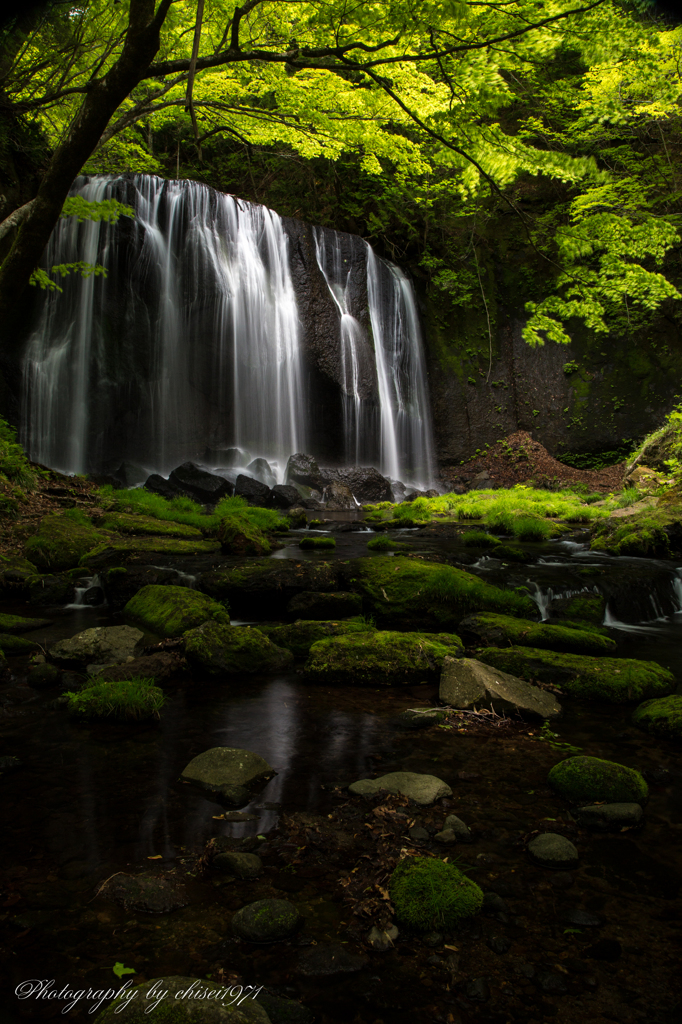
[21,174,434,485]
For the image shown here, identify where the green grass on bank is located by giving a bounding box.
[96,486,289,536]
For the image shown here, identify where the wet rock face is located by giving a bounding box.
[168,462,233,503]
[439,656,562,720]
[322,481,356,510]
[235,474,272,507]
[320,466,393,504]
[204,446,249,467]
[286,453,326,491]
[97,651,183,684]
[270,484,301,509]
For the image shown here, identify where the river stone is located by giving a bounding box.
[348,771,452,805]
[0,612,52,633]
[231,898,301,942]
[99,873,189,913]
[235,474,272,507]
[271,485,302,509]
[95,976,271,1024]
[286,590,363,620]
[169,462,233,502]
[97,652,183,684]
[297,942,368,976]
[433,828,457,845]
[323,482,356,510]
[444,814,472,842]
[366,924,399,951]
[181,747,276,804]
[527,833,579,869]
[214,852,263,878]
[439,656,561,719]
[396,708,448,730]
[286,453,325,491]
[572,803,643,830]
[49,625,144,668]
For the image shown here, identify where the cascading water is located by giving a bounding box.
[22,175,306,476]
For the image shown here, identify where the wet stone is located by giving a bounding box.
[395,708,448,730]
[564,908,602,927]
[487,934,512,955]
[297,941,368,976]
[482,893,509,916]
[408,825,430,842]
[231,898,301,942]
[214,852,263,878]
[180,747,276,805]
[433,828,457,844]
[465,978,490,1002]
[527,833,579,869]
[443,814,472,842]
[573,802,643,831]
[99,873,189,913]
[366,924,399,951]
[348,771,452,805]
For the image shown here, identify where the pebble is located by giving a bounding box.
[366,924,399,951]
[527,833,579,869]
[536,970,568,995]
[486,935,512,955]
[433,828,457,844]
[408,826,430,842]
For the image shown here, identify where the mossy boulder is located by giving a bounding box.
[286,590,362,619]
[181,746,276,804]
[0,633,41,654]
[124,585,229,638]
[0,554,40,597]
[218,515,271,555]
[267,619,376,658]
[0,611,51,633]
[25,512,104,571]
[632,694,682,740]
[198,559,339,618]
[50,624,145,668]
[299,536,335,550]
[231,898,301,942]
[184,622,294,675]
[28,570,83,605]
[477,646,674,702]
[458,613,616,655]
[339,556,537,631]
[389,856,483,930]
[100,565,184,609]
[81,536,221,569]
[99,512,203,538]
[94,976,270,1023]
[548,756,648,805]
[304,629,464,686]
[490,544,533,564]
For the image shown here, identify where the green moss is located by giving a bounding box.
[299,536,336,550]
[552,594,605,623]
[590,508,673,558]
[124,585,229,638]
[389,856,483,930]
[99,512,203,538]
[345,556,537,631]
[548,755,648,804]
[80,536,220,567]
[25,513,104,571]
[0,415,38,489]
[65,677,165,720]
[477,646,674,702]
[632,694,682,740]
[218,513,271,555]
[0,612,51,632]
[461,530,499,547]
[367,534,410,551]
[0,633,41,654]
[184,621,294,674]
[267,618,376,657]
[304,629,463,685]
[490,544,533,563]
[460,613,616,655]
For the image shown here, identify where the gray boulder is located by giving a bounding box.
[235,474,272,507]
[323,481,356,510]
[270,485,302,509]
[285,453,325,491]
[169,462,233,502]
[231,899,301,942]
[181,747,276,805]
[348,771,452,805]
[527,833,579,869]
[49,625,144,668]
[572,803,643,831]
[246,458,277,487]
[439,656,561,719]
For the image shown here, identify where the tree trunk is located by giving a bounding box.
[0,0,169,337]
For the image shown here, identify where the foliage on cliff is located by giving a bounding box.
[1,0,681,347]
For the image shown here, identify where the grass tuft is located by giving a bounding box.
[65,677,165,720]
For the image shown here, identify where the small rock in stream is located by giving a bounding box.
[444,814,472,841]
[298,942,368,976]
[213,852,262,878]
[366,924,399,950]
[433,828,457,844]
[231,898,301,942]
[99,873,189,913]
[572,802,643,830]
[348,771,452,805]
[527,833,579,869]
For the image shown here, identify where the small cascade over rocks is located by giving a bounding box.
[21,174,435,488]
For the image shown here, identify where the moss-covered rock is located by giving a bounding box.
[590,505,678,559]
[299,536,335,550]
[198,559,339,618]
[100,565,183,609]
[231,898,301,942]
[544,593,606,624]
[0,611,51,633]
[548,756,648,804]
[25,512,104,571]
[459,613,616,655]
[287,590,362,619]
[218,515,271,555]
[304,629,464,686]
[124,585,229,638]
[81,536,221,568]
[339,556,537,631]
[99,512,203,538]
[477,646,674,702]
[28,571,82,606]
[267,618,376,657]
[389,856,483,930]
[0,633,41,654]
[0,554,39,597]
[490,544,533,564]
[184,622,294,674]
[632,694,682,740]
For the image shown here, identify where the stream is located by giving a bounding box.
[1,523,681,1024]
